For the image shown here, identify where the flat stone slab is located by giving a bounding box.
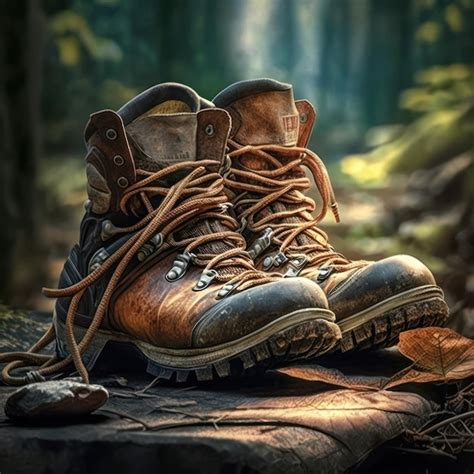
[0,311,439,474]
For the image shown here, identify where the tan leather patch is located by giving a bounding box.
[282,114,299,145]
[229,90,300,146]
[126,114,197,170]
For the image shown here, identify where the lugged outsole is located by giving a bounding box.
[335,297,449,353]
[54,313,342,383]
[147,318,341,382]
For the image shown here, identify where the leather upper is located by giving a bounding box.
[192,277,329,347]
[214,78,440,322]
[316,255,436,320]
[111,254,329,348]
[55,83,332,351]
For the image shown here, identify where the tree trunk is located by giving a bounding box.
[0,0,44,303]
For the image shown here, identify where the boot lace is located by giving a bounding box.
[226,140,366,270]
[0,160,278,385]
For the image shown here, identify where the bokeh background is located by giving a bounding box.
[0,0,472,334]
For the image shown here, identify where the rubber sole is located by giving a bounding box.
[332,286,449,353]
[54,308,341,382]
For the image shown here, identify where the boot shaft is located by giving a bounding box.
[84,83,229,216]
[213,78,342,277]
[213,78,316,148]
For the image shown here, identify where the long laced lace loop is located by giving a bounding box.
[226,140,363,269]
[0,160,278,386]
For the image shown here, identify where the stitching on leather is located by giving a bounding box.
[327,266,367,298]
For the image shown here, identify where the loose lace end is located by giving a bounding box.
[331,202,341,223]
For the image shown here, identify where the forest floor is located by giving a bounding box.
[0,310,472,474]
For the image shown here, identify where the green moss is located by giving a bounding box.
[341,104,474,185]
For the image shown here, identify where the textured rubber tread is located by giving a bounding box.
[335,297,449,353]
[147,318,341,382]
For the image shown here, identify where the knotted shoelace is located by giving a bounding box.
[0,160,278,386]
[226,140,366,270]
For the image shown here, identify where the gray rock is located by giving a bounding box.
[5,379,108,420]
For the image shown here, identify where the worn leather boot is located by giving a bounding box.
[0,83,341,386]
[213,78,449,353]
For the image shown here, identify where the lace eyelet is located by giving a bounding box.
[88,247,110,274]
[299,113,307,124]
[284,255,308,277]
[262,256,273,271]
[101,219,119,240]
[166,252,195,281]
[237,217,247,233]
[117,177,129,188]
[193,269,218,291]
[316,266,334,283]
[247,227,273,260]
[113,155,124,166]
[273,252,288,267]
[106,128,118,140]
[137,233,163,262]
[205,124,215,136]
[216,282,238,299]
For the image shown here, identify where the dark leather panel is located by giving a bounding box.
[196,109,231,163]
[192,277,328,347]
[326,255,436,320]
[85,110,136,213]
[117,83,201,125]
[295,100,317,148]
[213,78,292,107]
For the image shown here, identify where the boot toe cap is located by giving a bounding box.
[192,277,330,347]
[328,254,437,320]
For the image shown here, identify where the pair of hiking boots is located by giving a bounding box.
[1,79,448,385]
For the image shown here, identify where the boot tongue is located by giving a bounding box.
[126,114,198,171]
[119,84,241,274]
[118,83,201,171]
[213,78,300,148]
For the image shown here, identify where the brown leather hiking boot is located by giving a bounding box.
[213,78,449,353]
[0,83,341,386]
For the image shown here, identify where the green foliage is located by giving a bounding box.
[341,63,474,185]
[400,64,474,113]
[100,80,138,110]
[40,0,474,159]
[415,0,470,43]
[416,21,441,43]
[445,3,465,31]
[50,10,122,65]
[38,155,87,224]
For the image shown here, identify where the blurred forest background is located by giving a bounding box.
[0,0,472,334]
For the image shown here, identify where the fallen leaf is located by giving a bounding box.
[385,328,474,388]
[277,364,387,391]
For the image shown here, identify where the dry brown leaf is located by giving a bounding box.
[277,364,387,390]
[385,327,474,388]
